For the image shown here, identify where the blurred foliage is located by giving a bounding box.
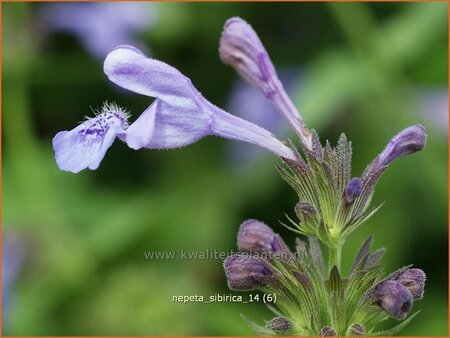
[2,2,448,336]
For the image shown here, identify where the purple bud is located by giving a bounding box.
[319,326,337,336]
[223,254,273,291]
[396,268,426,299]
[347,323,366,336]
[219,17,277,98]
[266,317,294,334]
[237,219,276,253]
[271,234,292,256]
[219,17,311,148]
[374,280,413,319]
[378,125,426,167]
[344,177,362,204]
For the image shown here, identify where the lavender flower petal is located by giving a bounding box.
[209,108,296,159]
[52,102,129,173]
[104,46,198,108]
[125,102,157,150]
[104,46,296,160]
[226,69,298,166]
[378,125,427,166]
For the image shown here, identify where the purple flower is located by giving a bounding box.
[52,102,129,173]
[219,17,278,99]
[396,268,426,300]
[219,17,311,149]
[226,69,299,166]
[374,280,413,319]
[39,3,157,59]
[237,219,277,253]
[344,177,362,204]
[378,125,427,167]
[223,254,273,290]
[53,46,296,173]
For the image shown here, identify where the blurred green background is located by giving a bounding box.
[2,2,448,336]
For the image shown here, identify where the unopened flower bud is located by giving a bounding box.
[271,234,292,256]
[396,268,426,299]
[374,280,413,319]
[223,254,273,291]
[219,17,311,148]
[378,125,426,167]
[237,219,276,252]
[344,177,362,204]
[347,323,366,336]
[219,17,277,98]
[319,326,337,336]
[295,202,317,223]
[266,317,294,334]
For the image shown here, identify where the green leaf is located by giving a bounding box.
[306,154,338,227]
[335,133,352,195]
[295,238,308,260]
[279,219,306,236]
[326,266,343,296]
[352,166,387,219]
[266,303,284,318]
[344,202,384,237]
[306,129,324,161]
[365,248,386,269]
[345,265,385,321]
[276,160,320,212]
[350,235,373,273]
[370,311,421,336]
[308,237,325,278]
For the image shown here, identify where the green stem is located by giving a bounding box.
[328,243,342,273]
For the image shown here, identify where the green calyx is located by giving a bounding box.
[277,131,383,265]
[232,131,425,336]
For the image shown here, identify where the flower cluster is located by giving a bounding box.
[53,16,427,336]
[225,220,425,335]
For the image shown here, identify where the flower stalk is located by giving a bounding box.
[328,243,342,273]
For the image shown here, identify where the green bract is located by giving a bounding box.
[235,236,420,336]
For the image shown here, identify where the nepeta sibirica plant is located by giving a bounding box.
[52,17,427,336]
